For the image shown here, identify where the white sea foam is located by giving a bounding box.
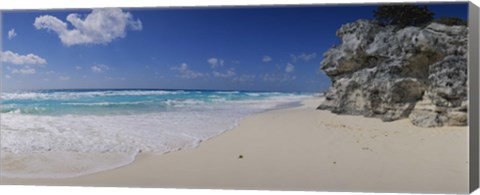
[1,109,241,178]
[246,93,261,97]
[163,99,205,107]
[61,101,153,106]
[215,91,240,94]
[1,111,237,154]
[0,93,312,178]
[1,90,186,100]
[211,98,228,102]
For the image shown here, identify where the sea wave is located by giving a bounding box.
[1,111,239,154]
[246,93,261,97]
[1,93,312,153]
[215,91,240,94]
[0,91,313,178]
[1,90,187,101]
[61,101,153,106]
[163,99,205,107]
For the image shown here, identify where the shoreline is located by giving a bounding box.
[1,97,469,193]
[0,98,312,179]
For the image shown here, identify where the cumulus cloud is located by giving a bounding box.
[59,76,71,81]
[285,63,295,73]
[207,58,224,69]
[91,64,109,73]
[290,52,317,62]
[263,73,296,82]
[105,76,126,81]
[75,66,82,70]
[34,8,142,46]
[5,75,12,79]
[1,50,47,65]
[262,55,272,62]
[171,63,208,79]
[213,68,236,78]
[233,74,256,82]
[8,29,17,40]
[12,66,36,75]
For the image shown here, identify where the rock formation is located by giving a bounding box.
[318,19,468,127]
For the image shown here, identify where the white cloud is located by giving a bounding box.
[105,76,126,81]
[263,73,296,82]
[213,68,236,78]
[233,74,256,82]
[1,50,47,65]
[59,76,71,81]
[285,63,295,73]
[207,58,224,69]
[171,63,208,79]
[75,66,82,70]
[45,70,55,75]
[12,67,36,75]
[262,55,272,62]
[34,8,142,46]
[5,75,12,79]
[290,52,317,62]
[91,64,109,73]
[8,29,17,40]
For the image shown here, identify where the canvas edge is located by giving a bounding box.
[0,1,471,12]
[469,1,480,193]
[0,10,4,186]
[0,10,4,185]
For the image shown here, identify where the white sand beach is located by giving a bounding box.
[1,98,469,194]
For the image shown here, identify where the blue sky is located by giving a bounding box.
[1,3,468,92]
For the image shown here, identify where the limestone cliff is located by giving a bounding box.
[318,19,468,127]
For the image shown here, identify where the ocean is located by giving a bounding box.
[1,89,312,177]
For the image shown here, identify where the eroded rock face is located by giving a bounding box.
[318,20,468,127]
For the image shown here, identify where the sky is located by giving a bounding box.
[1,3,468,92]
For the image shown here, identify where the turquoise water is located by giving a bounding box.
[1,89,309,115]
[1,89,312,154]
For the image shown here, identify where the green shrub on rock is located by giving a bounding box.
[434,17,467,26]
[373,5,434,27]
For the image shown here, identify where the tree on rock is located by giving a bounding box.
[434,17,467,26]
[373,5,434,27]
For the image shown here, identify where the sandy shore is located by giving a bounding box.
[1,98,469,193]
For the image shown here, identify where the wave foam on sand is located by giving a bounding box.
[1,91,313,179]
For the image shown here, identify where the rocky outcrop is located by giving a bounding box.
[318,20,468,127]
